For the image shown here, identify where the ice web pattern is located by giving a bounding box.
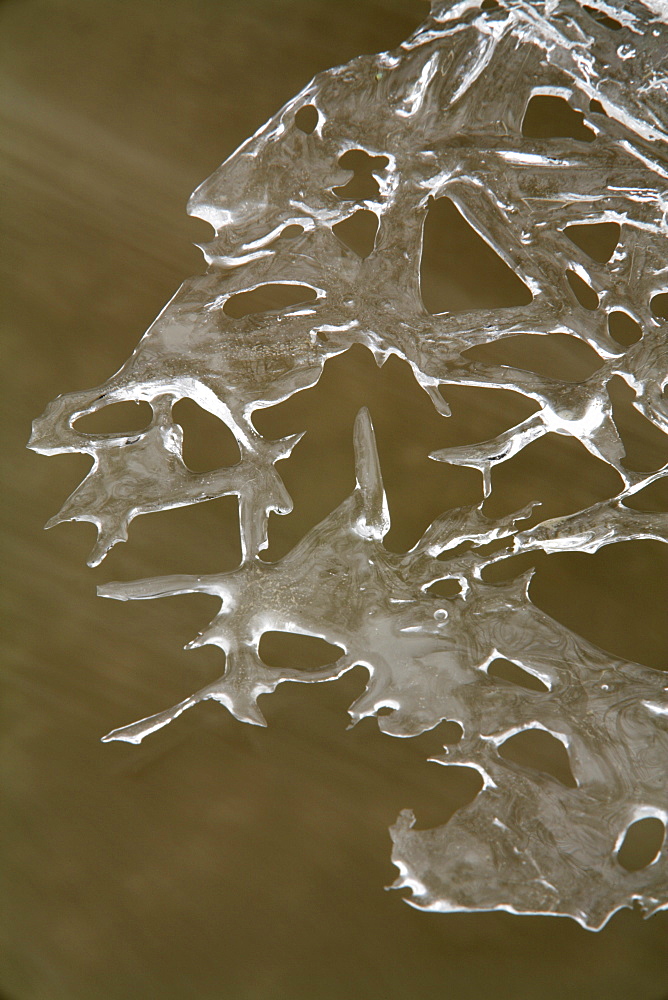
[30,0,668,928]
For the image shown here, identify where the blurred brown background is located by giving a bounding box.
[1,1,667,998]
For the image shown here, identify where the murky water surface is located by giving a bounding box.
[2,1,667,997]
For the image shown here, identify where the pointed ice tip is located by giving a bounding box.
[101,730,134,744]
[87,536,113,567]
[283,429,306,453]
[353,407,390,539]
[355,405,372,428]
[185,636,205,650]
[233,699,268,727]
[267,430,306,462]
[101,722,149,744]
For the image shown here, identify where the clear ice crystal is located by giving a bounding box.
[30,0,668,929]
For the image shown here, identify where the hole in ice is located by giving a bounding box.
[608,376,668,472]
[258,631,343,672]
[650,292,668,320]
[420,197,532,314]
[223,283,318,318]
[267,224,305,248]
[172,399,241,472]
[582,4,622,30]
[617,817,665,872]
[487,658,549,692]
[332,209,379,258]
[426,578,462,599]
[608,310,642,347]
[294,104,319,134]
[499,729,577,787]
[435,540,473,561]
[463,332,603,382]
[567,269,599,310]
[99,495,241,577]
[589,98,606,115]
[563,221,620,263]
[481,551,536,584]
[73,400,153,434]
[411,764,484,830]
[333,149,389,201]
[279,224,304,239]
[483,432,622,523]
[481,0,502,9]
[529,541,668,672]
[253,344,481,559]
[522,95,595,142]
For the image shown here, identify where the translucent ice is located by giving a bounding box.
[30,0,668,929]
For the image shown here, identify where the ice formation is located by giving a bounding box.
[30,0,668,929]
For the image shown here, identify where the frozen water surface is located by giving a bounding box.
[30,0,668,929]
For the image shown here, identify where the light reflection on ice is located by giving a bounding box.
[30,0,668,930]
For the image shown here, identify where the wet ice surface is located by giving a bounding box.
[30,0,668,929]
